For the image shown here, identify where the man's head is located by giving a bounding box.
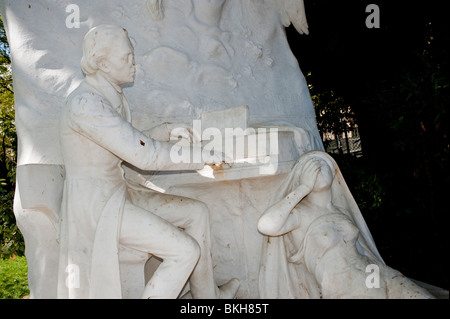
[81,25,136,86]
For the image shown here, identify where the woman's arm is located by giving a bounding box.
[258,158,321,236]
[257,184,311,236]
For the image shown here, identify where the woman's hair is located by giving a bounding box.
[80,25,131,75]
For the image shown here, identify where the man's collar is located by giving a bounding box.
[85,73,123,109]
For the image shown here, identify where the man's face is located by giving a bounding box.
[102,36,136,86]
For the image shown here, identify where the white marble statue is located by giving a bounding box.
[2,0,444,299]
[258,151,434,298]
[147,0,309,35]
[57,24,239,299]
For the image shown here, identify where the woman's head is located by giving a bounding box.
[298,151,336,193]
[312,159,334,192]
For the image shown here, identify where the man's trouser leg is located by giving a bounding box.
[127,189,218,298]
[119,200,200,299]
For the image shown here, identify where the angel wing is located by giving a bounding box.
[276,0,309,35]
[147,0,164,21]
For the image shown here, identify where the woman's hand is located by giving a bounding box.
[298,157,321,192]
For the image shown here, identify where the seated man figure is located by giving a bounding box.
[57,24,239,299]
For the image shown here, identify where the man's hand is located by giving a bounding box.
[168,123,196,144]
[146,122,200,143]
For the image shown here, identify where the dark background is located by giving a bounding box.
[287,0,449,290]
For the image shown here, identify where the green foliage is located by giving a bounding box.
[354,33,449,287]
[310,87,356,139]
[1,15,23,258]
[0,189,23,259]
[364,37,449,218]
[333,155,385,217]
[0,16,12,94]
[0,256,29,299]
[308,73,359,155]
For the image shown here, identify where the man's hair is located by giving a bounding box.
[80,25,132,75]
